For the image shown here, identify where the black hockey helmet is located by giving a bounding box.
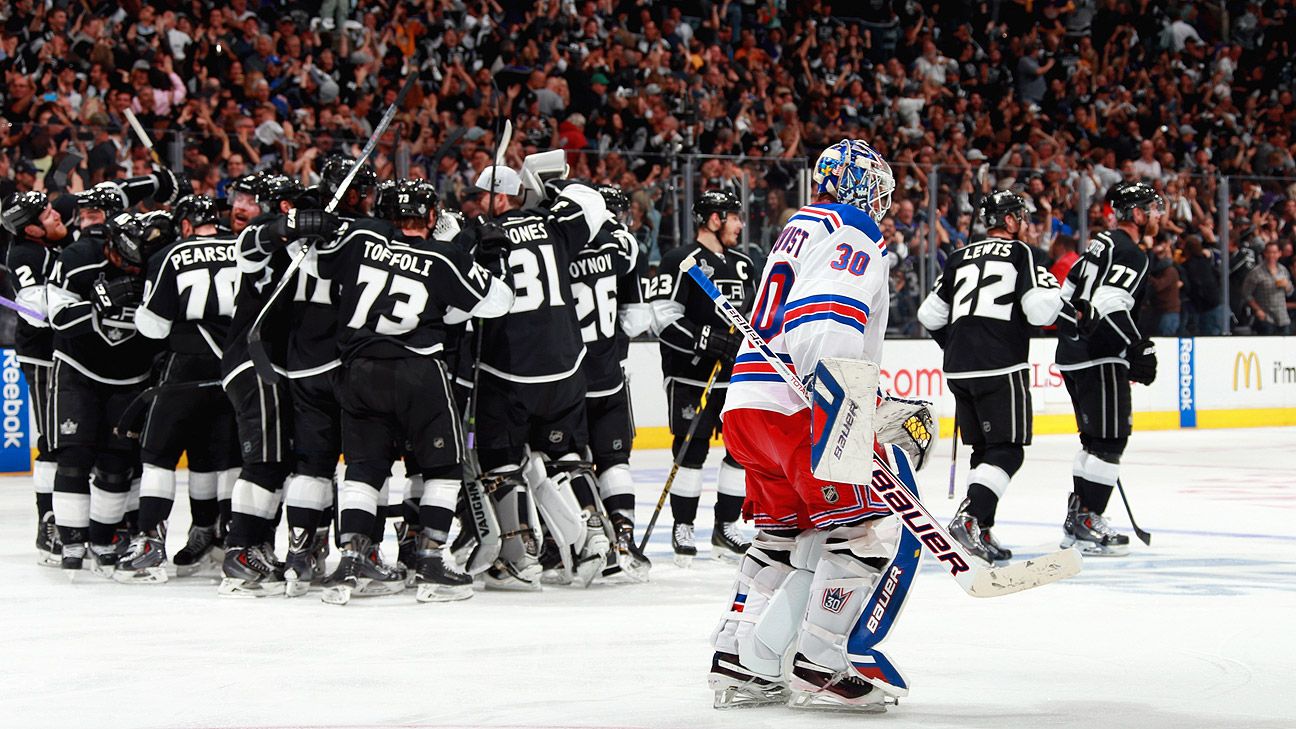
[75,183,126,215]
[692,189,742,227]
[108,212,150,266]
[228,172,265,202]
[260,172,304,210]
[319,154,377,200]
[174,194,220,229]
[595,184,629,214]
[376,178,439,221]
[978,190,1028,230]
[139,209,177,253]
[1107,181,1164,222]
[1,191,48,235]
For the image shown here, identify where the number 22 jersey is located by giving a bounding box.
[722,203,890,417]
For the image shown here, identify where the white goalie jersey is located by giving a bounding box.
[722,202,890,417]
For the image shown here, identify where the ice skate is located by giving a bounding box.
[981,526,1012,562]
[172,525,223,577]
[113,530,169,584]
[1061,493,1130,556]
[948,504,1003,567]
[395,521,418,584]
[709,651,788,709]
[283,527,317,598]
[36,511,61,567]
[711,521,749,562]
[61,541,86,572]
[320,536,404,605]
[539,533,571,585]
[218,546,287,598]
[414,540,473,603]
[604,514,651,582]
[788,653,889,713]
[672,523,697,567]
[485,535,542,591]
[88,543,120,578]
[311,525,330,581]
[573,511,611,588]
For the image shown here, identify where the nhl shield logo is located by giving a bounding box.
[821,485,839,504]
[548,430,563,444]
[821,586,854,614]
[433,437,445,448]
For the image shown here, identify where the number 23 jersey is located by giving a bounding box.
[723,203,890,417]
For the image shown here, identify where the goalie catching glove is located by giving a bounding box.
[875,393,937,470]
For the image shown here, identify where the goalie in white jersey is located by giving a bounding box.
[709,139,932,712]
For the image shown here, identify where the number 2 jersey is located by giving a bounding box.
[916,237,1064,378]
[722,203,889,416]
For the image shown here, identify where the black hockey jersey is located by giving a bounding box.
[4,237,60,366]
[571,219,639,395]
[136,234,238,358]
[463,185,606,383]
[1055,228,1150,369]
[917,237,1063,378]
[221,214,293,381]
[650,242,755,387]
[46,237,159,384]
[319,220,502,362]
[286,226,345,379]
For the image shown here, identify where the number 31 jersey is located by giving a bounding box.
[916,237,1063,378]
[722,203,890,417]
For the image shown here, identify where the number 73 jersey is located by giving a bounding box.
[917,237,1064,378]
[723,203,891,417]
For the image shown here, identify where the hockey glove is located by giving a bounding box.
[1127,338,1157,385]
[270,209,343,243]
[694,324,741,362]
[153,166,192,206]
[92,273,144,327]
[473,222,512,275]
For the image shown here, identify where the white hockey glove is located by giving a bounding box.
[875,392,937,471]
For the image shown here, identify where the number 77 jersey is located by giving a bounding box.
[722,203,891,417]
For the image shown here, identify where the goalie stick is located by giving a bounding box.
[679,254,1082,598]
[246,72,418,381]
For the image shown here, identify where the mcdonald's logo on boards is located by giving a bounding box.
[1233,351,1262,391]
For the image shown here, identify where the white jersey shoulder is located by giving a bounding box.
[724,203,890,417]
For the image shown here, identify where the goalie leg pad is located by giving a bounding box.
[710,531,796,677]
[484,466,531,564]
[798,515,920,699]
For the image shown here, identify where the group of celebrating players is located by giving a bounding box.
[5,130,1162,709]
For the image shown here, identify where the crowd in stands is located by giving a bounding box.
[1,0,1294,335]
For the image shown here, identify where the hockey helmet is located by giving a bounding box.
[978,190,1029,230]
[108,212,150,265]
[1,191,48,235]
[319,154,377,200]
[174,194,221,229]
[228,172,265,203]
[76,183,127,215]
[1106,181,1164,222]
[595,184,630,215]
[139,209,177,253]
[692,189,742,228]
[376,178,439,221]
[259,172,305,210]
[812,139,895,221]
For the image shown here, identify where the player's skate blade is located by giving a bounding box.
[787,654,888,713]
[415,549,473,603]
[1060,535,1130,557]
[711,521,749,562]
[709,652,788,709]
[173,526,223,577]
[672,523,697,568]
[36,512,61,567]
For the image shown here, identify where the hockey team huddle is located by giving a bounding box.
[4,131,1162,712]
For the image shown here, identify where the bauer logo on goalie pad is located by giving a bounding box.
[866,565,905,633]
[809,358,879,483]
[822,586,855,614]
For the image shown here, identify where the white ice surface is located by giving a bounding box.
[3,427,1295,729]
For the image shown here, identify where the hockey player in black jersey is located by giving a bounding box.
[457,163,611,590]
[648,189,755,565]
[1054,181,1160,556]
[45,212,162,574]
[120,195,241,583]
[2,191,69,565]
[573,184,652,579]
[917,191,1067,565]
[315,179,512,604]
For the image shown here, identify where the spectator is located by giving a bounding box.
[1049,235,1080,285]
[1180,235,1224,335]
[1148,238,1183,336]
[1242,242,1294,335]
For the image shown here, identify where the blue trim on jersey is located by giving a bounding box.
[785,311,867,334]
[788,213,838,235]
[730,373,788,384]
[819,202,885,244]
[735,351,794,364]
[785,293,873,314]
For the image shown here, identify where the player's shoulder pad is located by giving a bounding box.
[657,241,693,269]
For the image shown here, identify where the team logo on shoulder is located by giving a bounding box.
[60,419,78,436]
[548,430,563,444]
[821,485,840,504]
[821,586,854,614]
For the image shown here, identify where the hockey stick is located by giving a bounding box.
[123,108,161,165]
[246,73,418,381]
[638,353,725,553]
[113,379,222,438]
[948,420,959,500]
[0,295,46,322]
[1115,479,1152,545]
[680,254,1082,598]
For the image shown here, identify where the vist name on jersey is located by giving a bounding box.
[169,242,236,268]
[363,239,437,278]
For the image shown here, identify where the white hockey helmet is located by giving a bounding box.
[812,139,895,222]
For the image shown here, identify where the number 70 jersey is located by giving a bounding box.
[722,203,891,417]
